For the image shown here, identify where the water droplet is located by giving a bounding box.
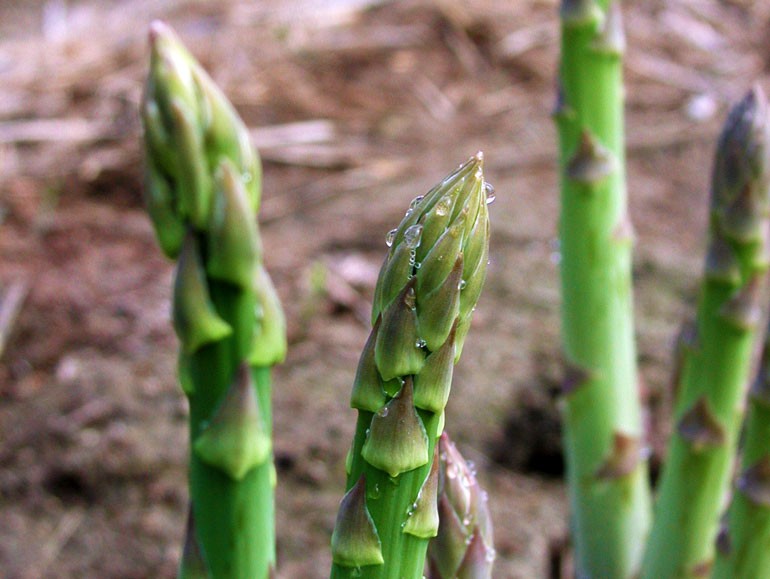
[365,428,371,437]
[483,181,496,204]
[368,483,381,500]
[486,548,497,563]
[404,207,414,218]
[415,338,427,349]
[458,279,467,290]
[385,228,397,247]
[404,287,417,309]
[242,172,253,183]
[414,261,422,269]
[404,224,423,249]
[378,406,389,418]
[409,250,416,266]
[435,195,452,216]
[409,195,424,209]
[463,516,471,526]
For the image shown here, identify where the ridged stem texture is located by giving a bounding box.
[427,432,495,579]
[142,21,286,579]
[713,317,770,578]
[556,1,650,576]
[330,154,492,579]
[641,88,770,578]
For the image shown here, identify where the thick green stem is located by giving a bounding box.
[641,88,770,579]
[184,282,274,578]
[556,2,650,576]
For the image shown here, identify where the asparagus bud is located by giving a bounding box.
[331,154,492,578]
[144,21,260,247]
[427,433,495,579]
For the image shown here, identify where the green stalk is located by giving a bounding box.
[427,432,495,579]
[713,318,770,578]
[330,155,492,579]
[142,21,286,579]
[641,88,770,578]
[556,1,650,576]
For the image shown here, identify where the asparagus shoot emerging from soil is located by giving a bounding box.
[641,87,770,578]
[713,316,770,578]
[427,432,495,579]
[555,1,651,576]
[330,154,492,579]
[142,21,286,579]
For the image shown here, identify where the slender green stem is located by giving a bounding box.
[556,1,650,576]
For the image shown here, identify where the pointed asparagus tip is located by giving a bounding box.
[148,20,167,45]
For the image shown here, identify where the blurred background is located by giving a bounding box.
[1,0,769,576]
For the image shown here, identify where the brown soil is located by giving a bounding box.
[2,0,769,577]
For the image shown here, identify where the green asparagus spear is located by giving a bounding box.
[427,432,495,579]
[330,154,492,579]
[143,21,286,579]
[641,87,770,578]
[556,1,651,576]
[713,315,770,579]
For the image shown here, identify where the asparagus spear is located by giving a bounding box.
[427,432,495,579]
[555,1,651,576]
[713,317,770,578]
[143,21,286,578]
[330,154,492,579]
[641,87,770,578]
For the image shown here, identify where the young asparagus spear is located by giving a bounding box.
[641,87,770,578]
[427,432,495,579]
[330,154,492,579]
[556,1,651,576]
[143,21,286,578]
